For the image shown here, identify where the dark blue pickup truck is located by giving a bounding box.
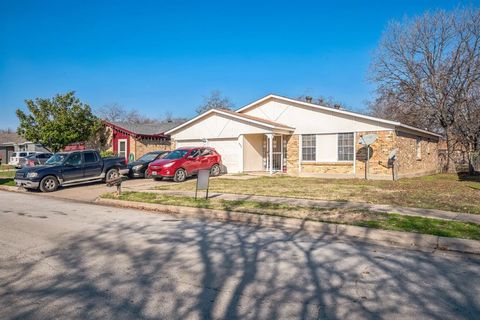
[14,150,129,192]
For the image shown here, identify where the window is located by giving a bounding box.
[84,152,98,164]
[337,133,354,161]
[200,149,212,156]
[302,135,316,161]
[416,138,421,159]
[65,153,82,166]
[190,149,201,158]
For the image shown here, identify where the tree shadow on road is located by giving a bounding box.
[1,214,480,319]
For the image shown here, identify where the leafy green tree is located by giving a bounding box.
[16,91,100,152]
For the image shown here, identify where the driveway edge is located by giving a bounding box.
[96,198,480,255]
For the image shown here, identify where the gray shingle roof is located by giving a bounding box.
[110,121,185,135]
[0,133,26,145]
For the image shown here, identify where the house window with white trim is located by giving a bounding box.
[337,133,354,161]
[302,134,316,161]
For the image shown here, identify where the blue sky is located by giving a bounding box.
[0,0,474,128]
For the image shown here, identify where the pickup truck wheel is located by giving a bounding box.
[210,164,221,176]
[173,168,186,182]
[40,176,59,192]
[106,168,119,182]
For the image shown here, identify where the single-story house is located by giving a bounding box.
[103,121,182,162]
[0,132,49,165]
[165,94,441,180]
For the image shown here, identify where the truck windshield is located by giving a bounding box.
[164,150,188,159]
[45,153,67,165]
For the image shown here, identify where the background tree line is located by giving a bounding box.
[368,7,480,173]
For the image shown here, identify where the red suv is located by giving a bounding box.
[147,147,222,182]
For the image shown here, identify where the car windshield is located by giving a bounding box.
[26,154,37,159]
[164,150,188,160]
[138,153,161,162]
[45,153,67,165]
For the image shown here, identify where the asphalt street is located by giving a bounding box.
[0,190,479,319]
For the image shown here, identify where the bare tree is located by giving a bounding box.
[96,103,159,124]
[370,8,480,171]
[96,103,125,122]
[196,90,234,114]
[298,94,348,110]
[452,86,480,173]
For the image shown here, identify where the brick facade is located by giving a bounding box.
[395,131,439,178]
[286,130,439,180]
[133,139,171,159]
[285,135,299,175]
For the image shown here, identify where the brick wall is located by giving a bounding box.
[355,131,395,179]
[286,130,439,180]
[301,162,353,175]
[395,130,439,178]
[285,134,299,174]
[133,139,172,160]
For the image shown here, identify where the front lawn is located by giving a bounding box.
[102,191,480,240]
[0,171,16,179]
[155,173,480,214]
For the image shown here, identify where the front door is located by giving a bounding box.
[264,135,284,172]
[118,139,127,161]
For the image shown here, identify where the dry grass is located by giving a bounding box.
[102,191,480,240]
[156,173,480,214]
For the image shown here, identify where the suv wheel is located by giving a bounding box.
[173,168,186,182]
[40,176,59,192]
[210,164,221,176]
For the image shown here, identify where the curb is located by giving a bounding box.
[0,185,22,192]
[96,198,480,255]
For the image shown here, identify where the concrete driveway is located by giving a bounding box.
[1,191,479,319]
[27,177,169,202]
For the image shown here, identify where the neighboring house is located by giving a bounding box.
[0,133,48,165]
[165,94,441,180]
[103,121,182,162]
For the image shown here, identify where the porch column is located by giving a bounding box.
[266,133,274,175]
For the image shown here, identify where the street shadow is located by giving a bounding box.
[1,213,480,319]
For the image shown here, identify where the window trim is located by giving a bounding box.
[301,134,316,162]
[337,132,354,162]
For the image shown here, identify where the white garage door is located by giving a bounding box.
[176,139,242,173]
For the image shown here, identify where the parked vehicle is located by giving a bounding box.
[14,150,129,192]
[147,147,222,182]
[9,151,38,167]
[128,151,169,178]
[17,152,53,168]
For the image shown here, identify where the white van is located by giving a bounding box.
[9,151,38,167]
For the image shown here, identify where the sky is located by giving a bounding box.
[0,0,476,129]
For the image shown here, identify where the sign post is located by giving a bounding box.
[358,134,378,180]
[195,169,210,200]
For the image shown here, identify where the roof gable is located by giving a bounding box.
[236,94,441,138]
[165,108,293,136]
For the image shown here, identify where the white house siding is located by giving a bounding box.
[243,134,264,171]
[240,99,395,135]
[315,134,338,162]
[175,137,243,173]
[172,112,271,141]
